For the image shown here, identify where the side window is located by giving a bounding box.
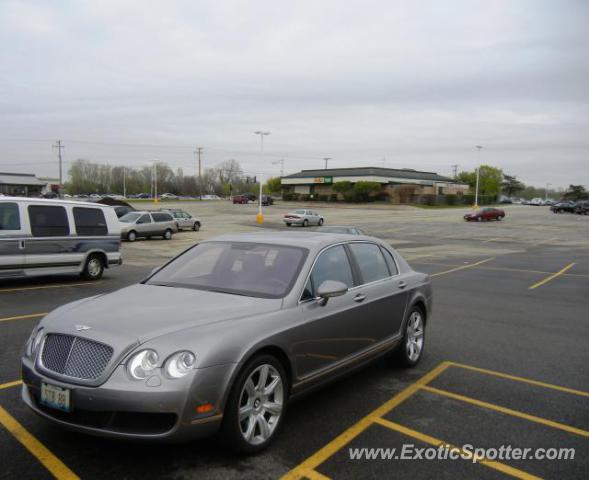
[310,245,354,295]
[73,207,107,236]
[380,247,399,275]
[137,214,151,224]
[301,278,314,301]
[152,213,172,222]
[28,205,69,237]
[0,202,20,231]
[349,243,390,284]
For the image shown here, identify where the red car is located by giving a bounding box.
[232,195,249,204]
[464,207,505,222]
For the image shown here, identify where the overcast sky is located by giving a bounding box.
[0,0,587,188]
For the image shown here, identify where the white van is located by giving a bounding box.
[0,197,122,280]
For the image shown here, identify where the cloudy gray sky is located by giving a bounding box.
[1,0,587,188]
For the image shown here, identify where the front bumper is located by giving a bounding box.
[21,357,237,442]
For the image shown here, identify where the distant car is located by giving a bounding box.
[161,208,202,231]
[136,193,150,199]
[550,201,576,214]
[499,198,513,204]
[119,211,177,241]
[242,192,258,202]
[315,226,366,235]
[529,198,544,206]
[261,195,274,206]
[200,194,222,200]
[160,193,179,200]
[283,209,324,227]
[233,195,250,204]
[464,207,505,222]
[574,200,589,215]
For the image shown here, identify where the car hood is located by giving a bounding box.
[41,284,283,349]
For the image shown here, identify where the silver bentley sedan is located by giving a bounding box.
[21,232,432,453]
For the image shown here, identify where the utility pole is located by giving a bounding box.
[52,140,64,196]
[194,147,203,179]
[474,146,482,208]
[272,159,285,177]
[123,167,126,198]
[451,164,459,179]
[254,131,270,151]
[323,157,332,169]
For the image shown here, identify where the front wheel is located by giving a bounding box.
[81,254,104,281]
[496,216,502,221]
[393,307,425,367]
[302,219,309,227]
[163,229,173,240]
[193,222,201,231]
[127,230,137,242]
[221,355,287,454]
[285,223,291,227]
[477,217,482,222]
[318,218,324,226]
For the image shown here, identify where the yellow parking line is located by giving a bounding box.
[0,380,22,390]
[412,261,589,278]
[430,257,495,277]
[0,282,100,293]
[0,313,47,323]
[0,405,79,479]
[449,362,589,397]
[372,417,541,480]
[298,469,331,480]
[421,385,589,438]
[281,361,451,480]
[529,262,576,290]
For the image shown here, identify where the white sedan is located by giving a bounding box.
[283,209,324,227]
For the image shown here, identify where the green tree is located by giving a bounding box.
[501,174,525,196]
[332,181,353,194]
[563,185,588,201]
[457,165,503,197]
[264,177,282,194]
[353,181,381,201]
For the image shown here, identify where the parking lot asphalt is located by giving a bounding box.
[0,203,588,479]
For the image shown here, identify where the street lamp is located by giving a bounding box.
[474,145,482,208]
[323,157,332,169]
[254,131,270,151]
[545,183,551,202]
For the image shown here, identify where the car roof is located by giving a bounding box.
[0,196,113,208]
[207,231,379,252]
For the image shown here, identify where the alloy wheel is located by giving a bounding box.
[238,364,284,445]
[406,311,424,362]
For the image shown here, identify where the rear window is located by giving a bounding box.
[28,205,70,237]
[0,202,20,230]
[152,213,173,222]
[349,243,390,284]
[73,207,108,236]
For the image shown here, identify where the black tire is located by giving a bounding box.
[477,217,482,222]
[302,219,309,227]
[81,254,104,281]
[286,223,291,227]
[496,216,501,221]
[318,218,324,226]
[193,222,201,231]
[221,354,288,454]
[163,229,173,240]
[127,230,137,242]
[393,305,425,368]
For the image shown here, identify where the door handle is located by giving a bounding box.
[398,281,407,289]
[354,294,367,302]
[19,240,25,250]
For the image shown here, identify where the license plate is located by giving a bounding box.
[40,382,71,412]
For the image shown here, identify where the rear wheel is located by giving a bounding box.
[221,355,287,454]
[193,222,201,231]
[318,218,324,226]
[285,223,291,227]
[81,254,104,281]
[393,306,425,367]
[127,230,137,242]
[496,215,501,221]
[477,217,482,222]
[163,229,173,240]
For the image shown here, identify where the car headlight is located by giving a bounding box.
[164,351,196,379]
[127,349,159,380]
[25,328,44,358]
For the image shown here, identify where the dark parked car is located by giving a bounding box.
[550,201,576,214]
[233,195,250,204]
[261,195,274,206]
[21,232,431,452]
[464,207,505,222]
[574,200,589,215]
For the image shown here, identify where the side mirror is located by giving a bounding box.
[316,280,348,306]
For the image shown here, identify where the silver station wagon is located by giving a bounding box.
[0,197,122,280]
[21,232,431,453]
[119,211,177,241]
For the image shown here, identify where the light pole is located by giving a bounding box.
[545,183,551,202]
[323,157,332,169]
[474,145,482,208]
[272,159,285,177]
[153,161,159,204]
[254,131,270,151]
[123,167,126,198]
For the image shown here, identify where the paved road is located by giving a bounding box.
[0,204,587,479]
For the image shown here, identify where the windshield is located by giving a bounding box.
[146,241,308,298]
[119,212,141,223]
